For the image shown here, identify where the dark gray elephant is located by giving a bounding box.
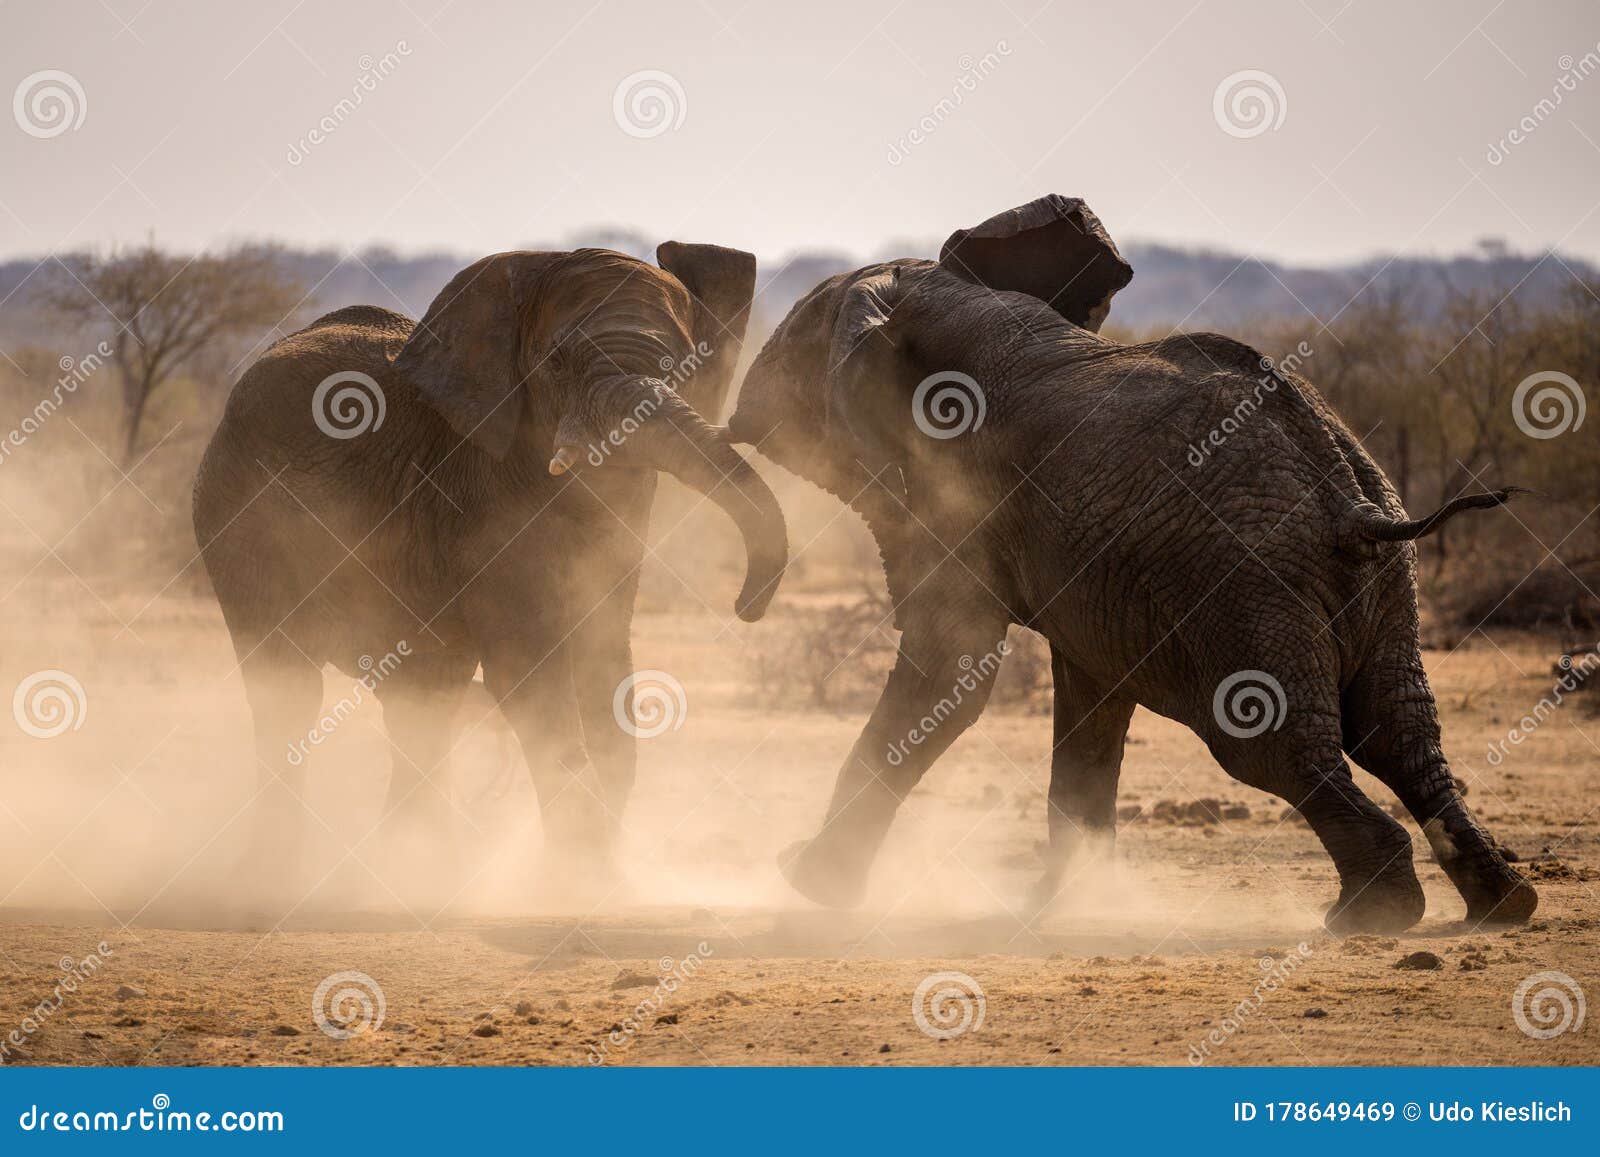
[194,243,786,892]
[730,195,1534,933]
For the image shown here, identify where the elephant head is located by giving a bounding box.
[394,242,785,621]
[729,195,1130,611]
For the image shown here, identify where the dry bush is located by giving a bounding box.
[1243,277,1600,636]
[742,583,898,711]
[0,349,220,596]
[740,580,1053,714]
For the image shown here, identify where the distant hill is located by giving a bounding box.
[2,230,1592,361]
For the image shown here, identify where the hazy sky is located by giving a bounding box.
[4,0,1599,265]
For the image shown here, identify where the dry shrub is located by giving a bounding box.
[742,585,897,710]
[741,585,1052,714]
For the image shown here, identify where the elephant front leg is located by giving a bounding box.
[1030,648,1135,914]
[781,614,1010,908]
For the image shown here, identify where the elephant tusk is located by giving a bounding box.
[547,445,582,475]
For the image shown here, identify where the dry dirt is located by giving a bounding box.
[0,593,1596,1067]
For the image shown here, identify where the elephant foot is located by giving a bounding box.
[237,845,306,916]
[1419,818,1538,926]
[778,838,868,909]
[529,846,620,910]
[1025,831,1117,919]
[1023,873,1063,922]
[1462,870,1538,926]
[1324,874,1426,935]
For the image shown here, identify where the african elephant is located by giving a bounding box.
[730,195,1535,933]
[194,243,786,896]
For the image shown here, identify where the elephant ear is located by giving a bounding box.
[938,195,1132,331]
[655,241,758,421]
[392,252,549,459]
[824,267,908,464]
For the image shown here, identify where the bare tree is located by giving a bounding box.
[44,243,306,463]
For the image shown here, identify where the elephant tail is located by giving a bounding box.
[1338,487,1529,546]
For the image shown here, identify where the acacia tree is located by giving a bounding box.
[45,244,305,463]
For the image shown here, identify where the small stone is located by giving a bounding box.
[115,985,147,1000]
[514,1001,535,1017]
[82,1030,104,1039]
[1394,951,1444,971]
[1303,1008,1328,1019]
[268,1025,299,1036]
[878,1043,891,1053]
[1078,986,1097,996]
[655,1013,679,1026]
[471,1023,501,1038]
[611,971,657,990]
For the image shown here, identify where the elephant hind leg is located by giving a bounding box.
[373,651,476,909]
[1341,656,1536,926]
[236,633,324,894]
[1030,649,1135,913]
[1207,705,1425,934]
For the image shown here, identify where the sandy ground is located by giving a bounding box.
[0,592,1596,1067]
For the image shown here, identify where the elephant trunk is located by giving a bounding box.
[565,378,788,622]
